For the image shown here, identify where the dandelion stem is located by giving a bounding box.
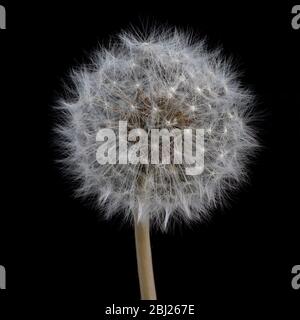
[134,212,157,300]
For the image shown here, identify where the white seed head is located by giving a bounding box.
[55,27,259,230]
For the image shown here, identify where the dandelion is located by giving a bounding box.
[55,27,258,300]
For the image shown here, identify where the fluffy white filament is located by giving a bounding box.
[56,28,258,230]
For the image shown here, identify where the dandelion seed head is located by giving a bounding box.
[55,27,259,230]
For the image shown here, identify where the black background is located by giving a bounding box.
[0,1,299,317]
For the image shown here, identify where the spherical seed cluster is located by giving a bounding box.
[56,28,258,229]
